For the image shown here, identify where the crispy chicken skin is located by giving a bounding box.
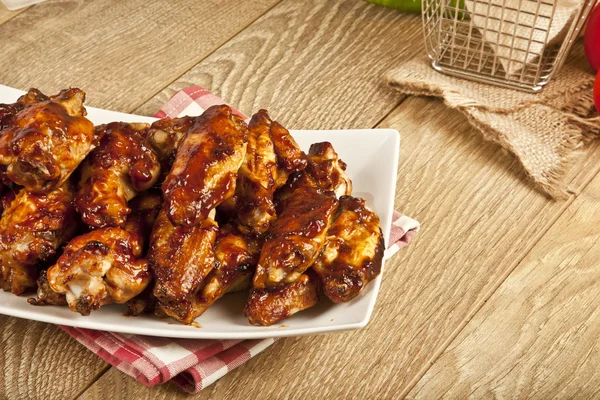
[0,181,77,295]
[0,88,98,193]
[253,186,338,289]
[46,192,161,315]
[163,105,248,227]
[75,122,160,228]
[313,196,384,303]
[149,208,219,324]
[233,110,306,235]
[192,225,260,318]
[277,142,352,205]
[28,270,67,306]
[245,271,320,326]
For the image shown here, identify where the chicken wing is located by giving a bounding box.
[143,116,195,172]
[149,208,219,324]
[27,270,67,306]
[0,88,48,130]
[244,271,320,326]
[232,110,306,235]
[162,105,248,227]
[75,122,160,228]
[313,196,384,303]
[46,192,161,315]
[0,181,77,295]
[192,225,261,317]
[0,88,98,193]
[277,141,352,205]
[253,186,338,289]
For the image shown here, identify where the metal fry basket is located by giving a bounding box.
[422,0,596,91]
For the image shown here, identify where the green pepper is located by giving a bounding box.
[364,0,422,13]
[364,0,466,17]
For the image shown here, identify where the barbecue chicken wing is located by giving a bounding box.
[245,271,319,326]
[28,270,67,306]
[144,116,195,173]
[163,105,248,227]
[231,110,306,235]
[75,122,160,228]
[149,208,219,324]
[0,88,49,130]
[253,186,338,288]
[313,196,384,303]
[277,141,352,205]
[46,192,161,315]
[0,181,77,295]
[0,88,98,193]
[192,225,261,317]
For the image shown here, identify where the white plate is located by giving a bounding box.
[0,84,400,339]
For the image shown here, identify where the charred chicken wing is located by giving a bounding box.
[313,196,384,303]
[253,186,338,288]
[0,88,98,193]
[163,105,248,227]
[245,271,320,326]
[0,181,77,295]
[149,208,219,324]
[75,122,160,228]
[46,192,162,315]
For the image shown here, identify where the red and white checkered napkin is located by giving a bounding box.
[59,87,421,393]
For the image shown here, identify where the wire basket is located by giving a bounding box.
[422,0,596,91]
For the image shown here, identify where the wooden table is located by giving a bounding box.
[1,1,599,398]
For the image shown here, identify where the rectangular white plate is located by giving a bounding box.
[0,84,400,339]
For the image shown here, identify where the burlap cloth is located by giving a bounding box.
[386,44,600,198]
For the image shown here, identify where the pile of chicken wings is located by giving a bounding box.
[0,88,384,326]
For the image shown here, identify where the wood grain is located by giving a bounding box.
[408,171,600,399]
[0,0,280,112]
[0,3,25,25]
[134,0,422,127]
[0,317,108,400]
[81,92,600,398]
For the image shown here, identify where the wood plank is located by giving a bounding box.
[0,317,108,399]
[133,0,422,126]
[0,3,26,25]
[81,92,600,398]
[407,169,600,399]
[0,0,280,112]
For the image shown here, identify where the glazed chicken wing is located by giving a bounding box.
[46,192,161,315]
[148,208,219,324]
[244,271,320,326]
[0,88,98,193]
[0,181,77,295]
[192,225,261,317]
[144,116,195,173]
[232,110,306,235]
[277,141,352,205]
[163,105,248,227]
[313,196,384,303]
[75,122,160,228]
[253,186,338,288]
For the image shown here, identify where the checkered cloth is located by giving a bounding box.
[60,87,421,393]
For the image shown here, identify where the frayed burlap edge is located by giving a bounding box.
[385,65,599,199]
